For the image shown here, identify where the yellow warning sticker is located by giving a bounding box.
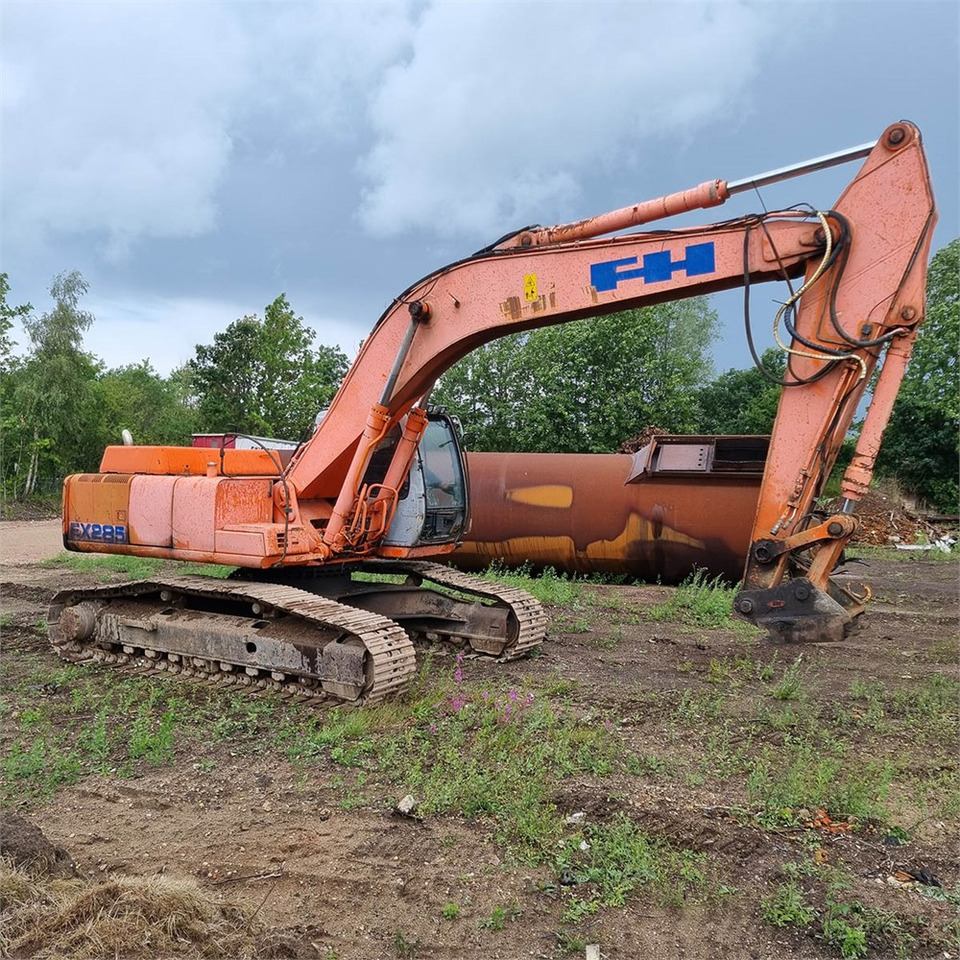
[524,274,538,302]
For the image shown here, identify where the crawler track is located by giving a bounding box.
[47,565,547,706]
[365,561,547,660]
[48,577,416,706]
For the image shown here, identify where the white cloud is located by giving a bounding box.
[358,1,811,237]
[77,295,362,376]
[2,2,250,253]
[0,0,820,264]
[0,1,416,257]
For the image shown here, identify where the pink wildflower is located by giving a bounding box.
[454,667,463,683]
[508,689,518,702]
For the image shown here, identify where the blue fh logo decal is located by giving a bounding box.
[590,242,716,292]
[69,521,127,543]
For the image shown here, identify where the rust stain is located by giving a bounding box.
[425,451,763,583]
[500,296,523,321]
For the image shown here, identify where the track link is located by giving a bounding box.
[48,577,416,706]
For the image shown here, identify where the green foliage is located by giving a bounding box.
[0,273,31,372]
[479,903,521,931]
[40,551,235,581]
[481,562,584,606]
[0,674,197,802]
[696,348,786,434]
[876,239,959,511]
[376,679,619,858]
[87,361,197,451]
[432,300,717,452]
[393,930,420,959]
[2,271,100,499]
[821,899,917,959]
[649,568,737,628]
[746,742,893,827]
[555,815,707,915]
[760,881,815,927]
[440,902,460,921]
[189,294,348,439]
[770,656,805,701]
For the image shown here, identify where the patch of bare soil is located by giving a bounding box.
[1,532,957,959]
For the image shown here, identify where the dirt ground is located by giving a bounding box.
[1,522,957,959]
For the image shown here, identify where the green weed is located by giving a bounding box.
[375,680,619,859]
[556,931,587,954]
[747,742,894,827]
[128,701,179,765]
[671,688,726,725]
[441,902,460,921]
[555,815,707,916]
[481,562,584,606]
[393,930,420,959]
[770,656,805,701]
[40,551,234,580]
[649,569,737,628]
[479,903,521,931]
[760,881,815,927]
[846,544,958,564]
[820,899,917,959]
[706,658,734,685]
[41,552,166,579]
[624,752,670,777]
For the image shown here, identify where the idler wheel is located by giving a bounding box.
[58,601,99,641]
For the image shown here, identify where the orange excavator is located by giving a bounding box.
[52,122,936,703]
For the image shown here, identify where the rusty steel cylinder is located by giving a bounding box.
[442,448,765,583]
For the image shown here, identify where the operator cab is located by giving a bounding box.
[381,411,469,548]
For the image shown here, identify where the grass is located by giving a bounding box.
[5,548,956,949]
[746,741,894,828]
[761,881,815,927]
[481,562,586,606]
[372,675,620,858]
[554,815,707,917]
[40,551,235,579]
[649,568,749,630]
[846,544,959,564]
[759,879,922,958]
[770,656,806,701]
[479,903,521,931]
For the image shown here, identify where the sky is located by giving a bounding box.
[2,0,958,378]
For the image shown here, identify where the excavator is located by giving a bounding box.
[52,121,936,705]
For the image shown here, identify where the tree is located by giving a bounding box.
[7,272,99,498]
[876,239,959,511]
[84,362,198,460]
[695,349,786,435]
[0,275,32,504]
[189,295,349,439]
[432,298,717,452]
[0,273,30,373]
